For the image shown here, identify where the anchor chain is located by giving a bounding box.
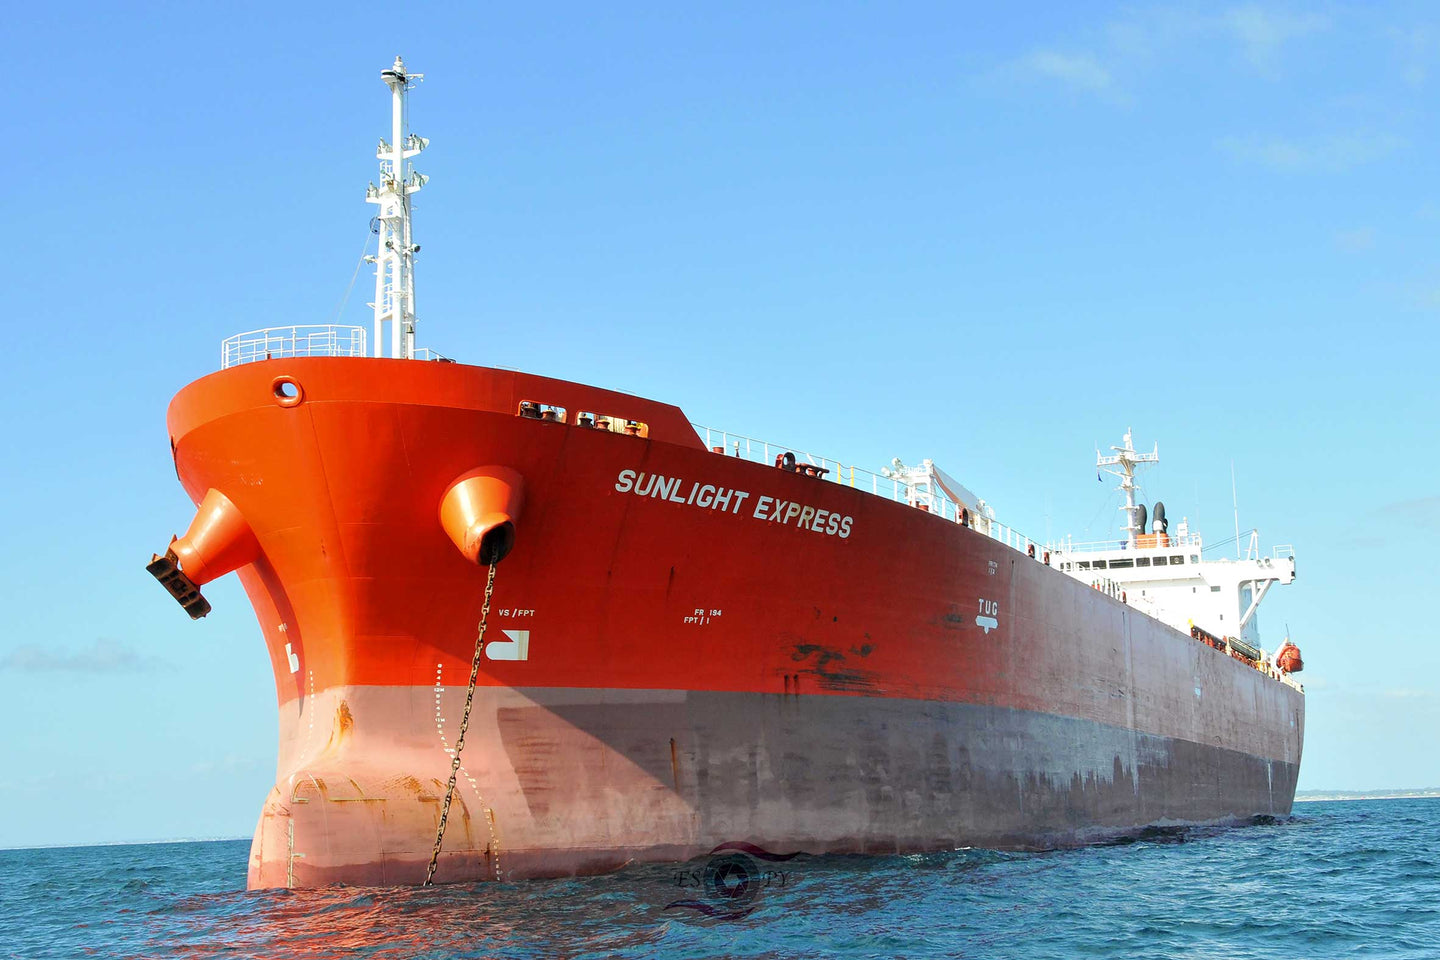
[424,561,498,886]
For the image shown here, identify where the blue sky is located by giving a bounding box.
[2,2,1436,846]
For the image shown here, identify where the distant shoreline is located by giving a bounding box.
[0,836,248,852]
[1295,792,1440,803]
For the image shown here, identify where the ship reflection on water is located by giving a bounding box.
[139,822,1277,957]
[9,804,1436,960]
[150,858,749,958]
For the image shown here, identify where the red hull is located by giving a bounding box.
[161,358,1304,888]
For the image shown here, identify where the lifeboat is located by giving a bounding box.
[1275,641,1304,674]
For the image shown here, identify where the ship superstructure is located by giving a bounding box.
[1047,431,1299,675]
[147,60,1306,889]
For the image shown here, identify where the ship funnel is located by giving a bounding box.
[147,488,261,618]
[440,467,524,566]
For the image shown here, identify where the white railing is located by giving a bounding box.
[220,325,368,369]
[1049,533,1204,554]
[691,423,1045,554]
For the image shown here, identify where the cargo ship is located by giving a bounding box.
[148,59,1305,889]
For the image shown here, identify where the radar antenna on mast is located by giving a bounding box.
[1097,429,1159,548]
[365,56,428,359]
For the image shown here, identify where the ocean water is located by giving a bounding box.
[2,799,1436,959]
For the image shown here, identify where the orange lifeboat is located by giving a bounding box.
[1275,641,1304,674]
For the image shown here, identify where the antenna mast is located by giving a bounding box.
[1097,429,1159,548]
[1231,461,1242,560]
[365,57,428,359]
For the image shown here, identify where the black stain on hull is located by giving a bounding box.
[790,642,877,692]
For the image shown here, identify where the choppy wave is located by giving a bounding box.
[1,799,1437,959]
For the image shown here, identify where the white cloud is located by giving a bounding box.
[1219,132,1405,172]
[1384,688,1436,700]
[1333,227,1376,252]
[1415,286,1440,310]
[1020,50,1116,94]
[0,638,167,673]
[1376,496,1440,526]
[999,5,1332,106]
[1222,6,1330,68]
[1388,25,1436,87]
[1310,679,1440,702]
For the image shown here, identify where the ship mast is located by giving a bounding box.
[1097,429,1159,548]
[366,57,428,359]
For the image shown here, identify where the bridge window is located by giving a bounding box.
[1170,555,1184,565]
[1136,557,1150,567]
[1109,558,1134,569]
[1153,556,1168,566]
